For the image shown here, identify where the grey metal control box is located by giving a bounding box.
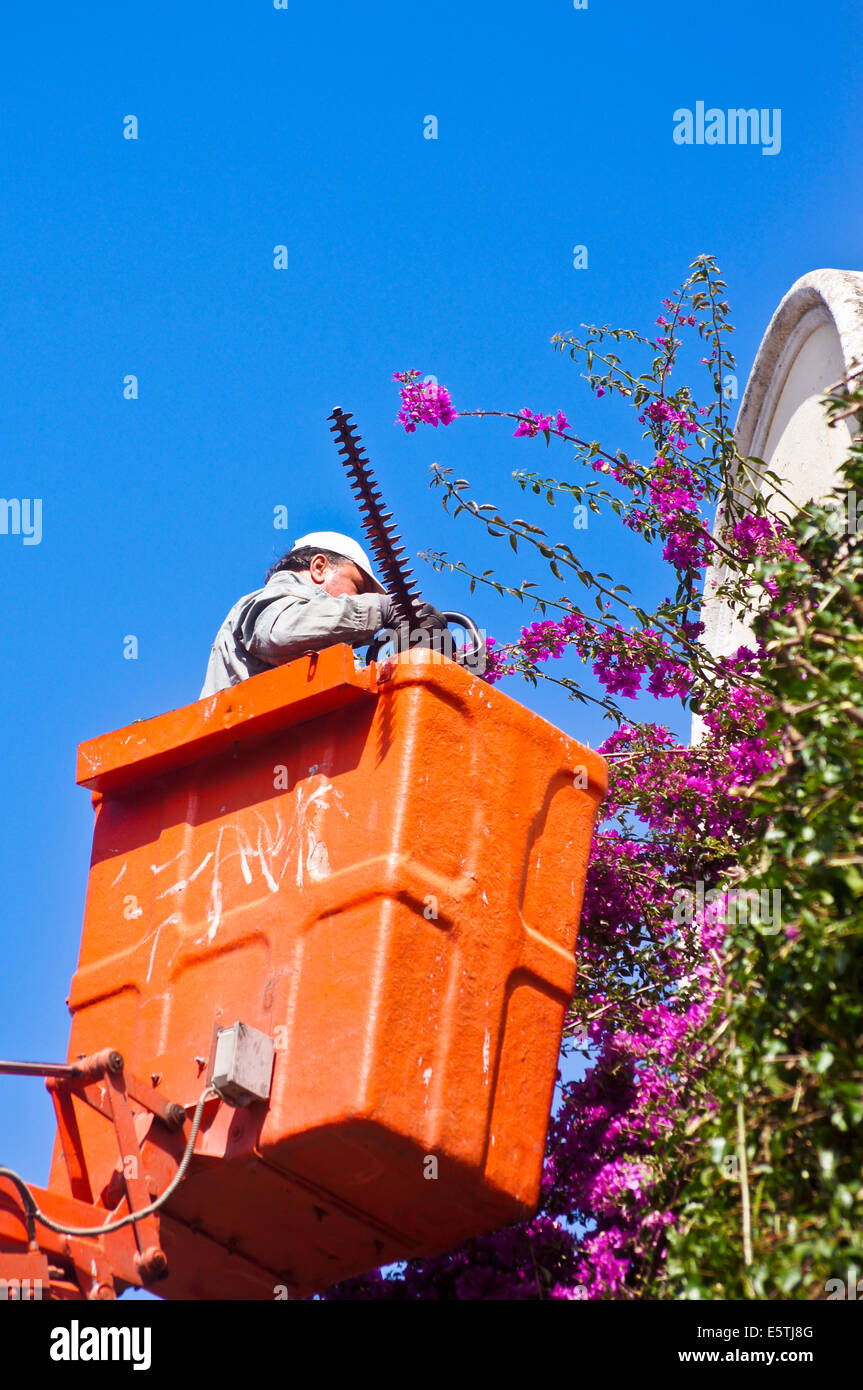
[208,1021,275,1107]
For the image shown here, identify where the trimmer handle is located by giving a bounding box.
[366,610,486,676]
[441,611,486,675]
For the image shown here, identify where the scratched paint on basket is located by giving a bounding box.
[294,781,346,890]
[188,777,348,939]
[204,811,285,942]
[131,777,347,975]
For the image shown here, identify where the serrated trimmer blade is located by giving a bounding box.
[328,407,425,625]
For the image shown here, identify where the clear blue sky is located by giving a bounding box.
[1,0,861,1293]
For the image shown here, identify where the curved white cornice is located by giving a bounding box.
[735,269,863,469]
[694,269,863,734]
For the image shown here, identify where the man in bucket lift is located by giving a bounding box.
[200,530,447,698]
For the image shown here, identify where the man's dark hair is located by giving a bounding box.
[265,546,348,583]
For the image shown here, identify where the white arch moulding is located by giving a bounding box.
[699,268,863,668]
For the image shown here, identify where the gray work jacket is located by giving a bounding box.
[199,570,386,698]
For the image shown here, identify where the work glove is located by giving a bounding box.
[414,602,448,632]
[377,596,448,633]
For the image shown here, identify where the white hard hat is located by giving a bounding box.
[290,531,386,595]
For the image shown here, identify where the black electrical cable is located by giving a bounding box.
[0,1086,214,1240]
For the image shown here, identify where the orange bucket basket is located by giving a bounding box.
[49,644,605,1297]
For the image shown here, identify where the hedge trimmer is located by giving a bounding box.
[329,407,485,673]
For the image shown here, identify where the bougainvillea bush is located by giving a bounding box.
[323,258,863,1300]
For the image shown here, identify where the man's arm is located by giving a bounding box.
[241,582,389,666]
